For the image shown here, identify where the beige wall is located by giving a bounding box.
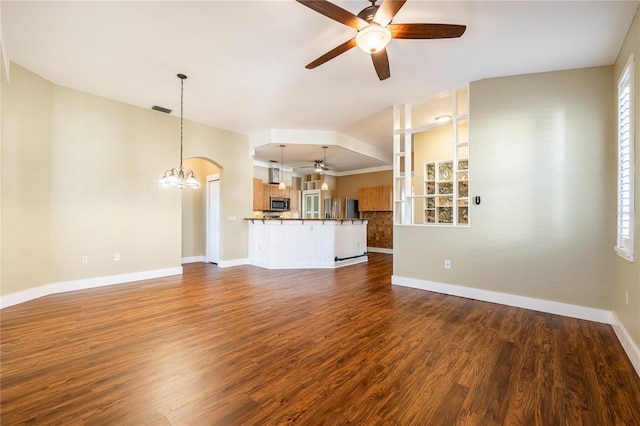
[1,63,252,298]
[336,170,392,199]
[1,63,53,295]
[394,66,615,310]
[613,8,640,349]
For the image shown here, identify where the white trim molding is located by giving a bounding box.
[181,256,207,264]
[368,247,393,254]
[0,267,183,309]
[611,312,640,376]
[217,258,249,268]
[181,257,250,268]
[392,275,613,324]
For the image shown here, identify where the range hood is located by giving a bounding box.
[268,162,281,184]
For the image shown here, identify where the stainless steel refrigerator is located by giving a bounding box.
[324,198,359,219]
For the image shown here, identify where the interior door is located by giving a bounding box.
[207,175,220,263]
[303,190,320,218]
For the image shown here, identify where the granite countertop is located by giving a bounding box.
[244,217,369,222]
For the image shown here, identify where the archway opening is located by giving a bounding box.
[181,157,221,264]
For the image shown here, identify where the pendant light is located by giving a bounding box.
[278,144,286,190]
[158,74,201,189]
[321,146,329,191]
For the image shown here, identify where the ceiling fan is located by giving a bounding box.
[300,146,331,172]
[300,160,330,172]
[296,0,466,80]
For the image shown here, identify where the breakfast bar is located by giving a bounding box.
[245,218,368,269]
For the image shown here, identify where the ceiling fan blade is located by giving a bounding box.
[373,0,407,27]
[306,38,357,69]
[388,23,466,39]
[371,48,390,81]
[296,0,369,30]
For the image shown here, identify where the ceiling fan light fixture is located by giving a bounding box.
[436,115,452,123]
[356,25,391,53]
[314,162,323,173]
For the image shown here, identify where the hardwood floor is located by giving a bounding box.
[2,253,639,425]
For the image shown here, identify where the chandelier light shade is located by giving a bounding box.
[278,144,286,190]
[158,74,201,189]
[321,146,329,191]
[356,25,392,53]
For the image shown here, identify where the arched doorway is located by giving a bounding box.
[181,158,221,264]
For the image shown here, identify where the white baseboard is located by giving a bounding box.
[611,312,640,377]
[181,257,249,268]
[0,267,183,309]
[249,256,367,270]
[368,247,393,254]
[391,275,613,324]
[391,275,640,378]
[181,256,207,264]
[217,258,249,268]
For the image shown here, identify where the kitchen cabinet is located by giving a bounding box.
[260,182,299,211]
[261,184,271,211]
[358,185,392,212]
[253,178,263,211]
[289,188,298,212]
[247,218,368,269]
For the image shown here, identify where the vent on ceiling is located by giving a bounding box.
[152,105,172,114]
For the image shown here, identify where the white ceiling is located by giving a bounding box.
[2,1,638,173]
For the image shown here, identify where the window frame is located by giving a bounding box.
[393,86,470,227]
[615,54,635,262]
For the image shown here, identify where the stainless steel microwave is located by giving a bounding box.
[269,197,290,212]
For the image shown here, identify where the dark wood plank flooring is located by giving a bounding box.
[2,253,639,425]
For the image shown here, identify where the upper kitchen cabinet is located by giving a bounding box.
[258,181,299,212]
[253,178,263,211]
[358,186,392,212]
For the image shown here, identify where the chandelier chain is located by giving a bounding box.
[180,76,184,170]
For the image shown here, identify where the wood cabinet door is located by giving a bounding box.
[262,183,272,210]
[253,178,263,211]
[358,186,392,211]
[358,187,370,211]
[379,185,392,211]
[289,188,298,211]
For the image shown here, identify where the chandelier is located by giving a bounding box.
[158,73,201,189]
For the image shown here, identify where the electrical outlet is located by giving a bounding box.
[444,259,451,269]
[114,253,120,261]
[625,290,629,305]
[81,256,88,264]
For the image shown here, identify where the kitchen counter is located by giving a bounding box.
[245,218,368,269]
[245,217,369,222]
